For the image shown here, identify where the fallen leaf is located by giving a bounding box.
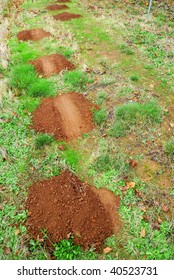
[129,160,138,168]
[14,229,20,236]
[4,247,12,255]
[58,145,65,151]
[103,247,112,254]
[169,123,174,128]
[157,217,162,224]
[161,204,169,212]
[140,228,146,238]
[152,221,160,230]
[126,181,136,188]
[135,189,142,198]
[139,206,146,212]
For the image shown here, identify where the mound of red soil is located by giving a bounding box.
[17,29,51,41]
[32,92,96,141]
[56,0,71,2]
[46,4,68,11]
[26,170,120,249]
[53,12,81,21]
[29,54,75,77]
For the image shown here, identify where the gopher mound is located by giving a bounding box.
[32,92,96,141]
[29,54,75,77]
[17,29,51,41]
[26,170,120,249]
[53,12,81,21]
[56,0,71,2]
[46,4,68,11]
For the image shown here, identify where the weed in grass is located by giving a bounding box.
[117,87,133,97]
[61,148,81,171]
[164,137,174,157]
[29,239,48,260]
[96,92,107,106]
[35,134,54,149]
[93,108,108,125]
[109,122,126,138]
[53,237,97,260]
[130,75,139,82]
[118,43,135,55]
[63,70,92,91]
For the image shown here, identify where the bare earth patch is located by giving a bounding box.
[29,54,75,77]
[17,29,51,41]
[46,4,68,11]
[26,170,120,250]
[53,12,81,21]
[32,92,96,141]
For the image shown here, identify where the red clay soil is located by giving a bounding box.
[17,29,51,41]
[32,92,96,141]
[46,4,68,11]
[56,0,71,2]
[26,170,120,250]
[53,12,81,21]
[29,54,75,77]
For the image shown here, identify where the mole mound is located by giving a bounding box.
[32,92,96,141]
[53,12,81,21]
[46,4,68,11]
[26,170,120,250]
[56,0,71,2]
[17,29,51,41]
[29,54,75,77]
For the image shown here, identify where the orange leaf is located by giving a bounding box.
[103,247,112,254]
[126,181,136,188]
[140,228,146,238]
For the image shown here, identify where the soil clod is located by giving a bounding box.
[29,54,75,77]
[26,170,120,250]
[17,29,51,41]
[32,92,96,141]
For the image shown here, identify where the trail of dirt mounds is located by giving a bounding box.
[29,54,75,77]
[17,29,51,41]
[46,4,68,11]
[53,12,81,21]
[32,92,96,141]
[26,170,120,250]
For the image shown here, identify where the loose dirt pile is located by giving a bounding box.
[56,0,71,2]
[32,92,96,141]
[26,170,120,249]
[46,4,68,11]
[29,54,75,77]
[53,12,81,21]
[17,29,51,41]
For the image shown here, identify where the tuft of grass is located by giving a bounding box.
[63,70,92,90]
[164,137,174,157]
[61,148,82,171]
[130,75,139,82]
[10,64,55,97]
[96,91,107,105]
[28,79,55,97]
[118,43,135,55]
[93,108,108,125]
[35,134,54,149]
[10,64,36,90]
[110,100,162,137]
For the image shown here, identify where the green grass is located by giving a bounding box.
[110,100,163,137]
[63,69,92,91]
[93,108,108,125]
[164,137,174,157]
[10,64,56,97]
[34,134,54,149]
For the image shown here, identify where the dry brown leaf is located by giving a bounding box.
[126,181,136,188]
[161,204,169,212]
[140,228,146,238]
[103,247,112,254]
[129,160,138,168]
[169,123,174,128]
[14,229,20,236]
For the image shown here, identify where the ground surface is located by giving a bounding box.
[0,0,174,260]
